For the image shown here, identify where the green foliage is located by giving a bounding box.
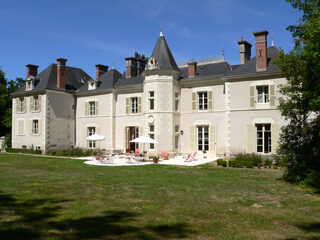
[229,153,263,168]
[0,67,24,136]
[6,148,42,154]
[134,52,149,64]
[274,0,320,189]
[216,159,227,167]
[47,148,99,157]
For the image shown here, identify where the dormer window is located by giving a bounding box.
[26,78,34,91]
[88,79,97,90]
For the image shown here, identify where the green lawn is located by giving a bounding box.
[0,153,319,240]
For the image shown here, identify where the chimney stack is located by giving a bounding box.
[253,30,269,71]
[56,58,67,89]
[238,37,252,64]
[136,59,145,75]
[95,64,109,79]
[188,62,197,77]
[26,64,39,77]
[125,57,137,78]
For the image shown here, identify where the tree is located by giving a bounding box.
[0,67,24,137]
[134,52,149,64]
[275,0,320,188]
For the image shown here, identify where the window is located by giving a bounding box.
[149,91,155,110]
[22,145,27,149]
[18,98,24,112]
[175,125,179,149]
[33,96,39,111]
[198,92,208,110]
[257,86,269,103]
[175,92,179,111]
[149,124,155,150]
[87,127,96,148]
[89,101,96,115]
[32,120,39,134]
[256,124,271,153]
[26,80,32,90]
[131,97,138,114]
[197,126,209,151]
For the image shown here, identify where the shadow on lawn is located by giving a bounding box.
[0,191,192,239]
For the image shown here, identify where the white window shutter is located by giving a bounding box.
[139,126,144,150]
[124,127,127,152]
[189,126,196,152]
[38,119,42,135]
[95,101,99,115]
[15,98,19,113]
[126,98,129,114]
[246,124,255,153]
[30,96,34,111]
[30,120,33,135]
[271,123,280,154]
[192,92,196,111]
[83,127,87,147]
[18,120,22,135]
[38,95,42,112]
[208,91,213,110]
[85,102,88,116]
[209,125,216,154]
[24,97,27,112]
[270,85,275,106]
[96,126,100,134]
[250,86,255,108]
[138,97,142,113]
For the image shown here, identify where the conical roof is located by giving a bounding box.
[150,31,181,72]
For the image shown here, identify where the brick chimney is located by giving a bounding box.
[188,62,197,77]
[238,37,252,64]
[253,30,269,71]
[136,59,145,75]
[125,57,137,78]
[26,64,39,77]
[56,58,67,89]
[95,64,109,79]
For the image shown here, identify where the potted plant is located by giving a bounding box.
[202,150,207,158]
[153,155,159,164]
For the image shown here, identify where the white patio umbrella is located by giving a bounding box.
[86,133,105,141]
[130,135,158,152]
[86,133,105,149]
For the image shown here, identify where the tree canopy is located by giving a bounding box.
[0,68,24,137]
[275,0,320,188]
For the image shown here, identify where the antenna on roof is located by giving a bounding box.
[222,47,225,60]
[160,22,163,36]
[271,33,274,46]
[112,60,115,69]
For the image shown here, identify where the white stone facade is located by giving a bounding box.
[12,31,285,157]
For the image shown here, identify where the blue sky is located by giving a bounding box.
[0,0,301,80]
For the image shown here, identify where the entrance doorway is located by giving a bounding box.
[126,126,139,153]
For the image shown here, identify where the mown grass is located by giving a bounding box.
[0,153,319,239]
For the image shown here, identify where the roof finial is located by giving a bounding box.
[271,33,274,46]
[160,22,163,36]
[112,60,115,69]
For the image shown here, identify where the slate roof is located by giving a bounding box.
[12,64,91,96]
[77,69,122,93]
[229,46,281,76]
[115,74,144,89]
[12,41,282,96]
[149,33,181,72]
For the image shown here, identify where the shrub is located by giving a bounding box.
[217,159,227,167]
[229,153,263,168]
[6,148,41,154]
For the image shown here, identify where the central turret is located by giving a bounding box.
[143,31,181,154]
